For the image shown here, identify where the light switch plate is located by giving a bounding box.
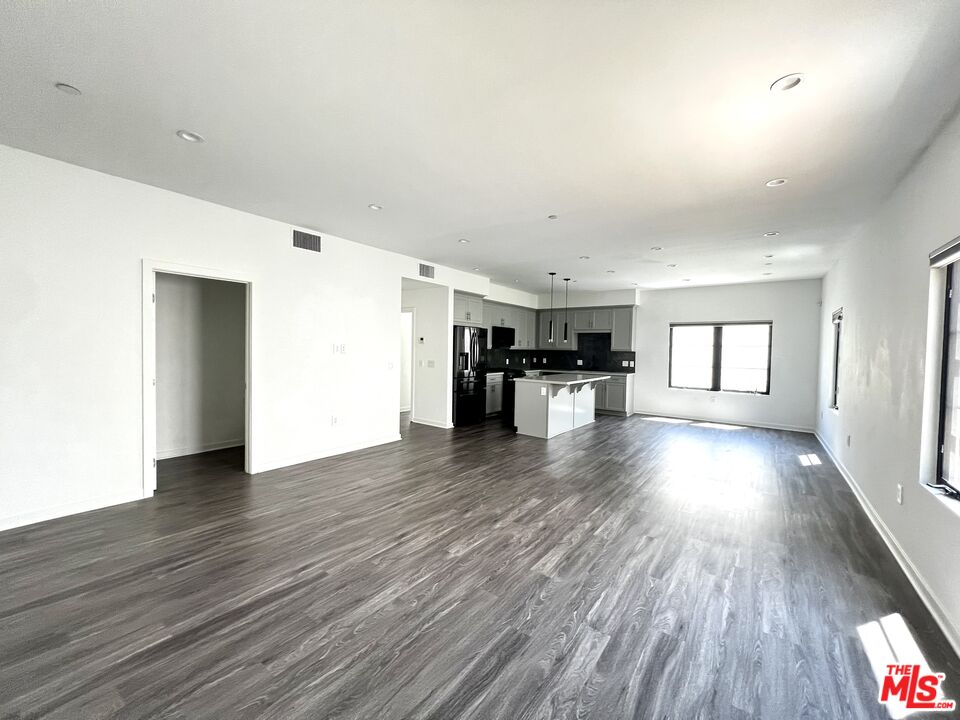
[427,360,435,368]
[540,387,547,396]
[577,359,583,366]
[629,361,635,368]
[621,360,628,367]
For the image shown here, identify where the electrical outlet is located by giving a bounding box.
[506,358,510,365]
[330,415,338,426]
[522,358,527,364]
[621,360,628,367]
[629,361,635,368]
[427,359,435,368]
[897,483,903,505]
[577,359,583,366]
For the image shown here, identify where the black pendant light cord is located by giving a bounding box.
[563,278,570,342]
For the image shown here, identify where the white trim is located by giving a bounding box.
[252,433,402,474]
[632,410,814,434]
[0,491,146,532]
[410,417,454,429]
[815,432,960,659]
[157,440,245,460]
[143,259,253,496]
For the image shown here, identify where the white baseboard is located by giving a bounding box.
[815,432,960,659]
[157,439,244,460]
[633,409,814,434]
[0,490,147,533]
[252,433,402,474]
[410,417,454,429]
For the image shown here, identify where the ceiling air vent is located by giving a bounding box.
[418,263,435,279]
[293,229,322,253]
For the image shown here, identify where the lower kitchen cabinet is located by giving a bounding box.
[595,375,633,416]
[486,374,503,414]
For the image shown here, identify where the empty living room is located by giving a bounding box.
[3,1,960,718]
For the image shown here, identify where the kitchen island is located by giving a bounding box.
[513,373,610,438]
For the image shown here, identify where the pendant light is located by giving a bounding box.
[548,272,556,343]
[563,278,570,342]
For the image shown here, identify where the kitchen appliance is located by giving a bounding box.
[490,325,515,349]
[500,368,526,429]
[453,325,488,426]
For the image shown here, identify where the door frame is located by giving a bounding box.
[141,259,253,495]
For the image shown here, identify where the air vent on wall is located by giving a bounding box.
[293,229,322,253]
[419,263,435,279]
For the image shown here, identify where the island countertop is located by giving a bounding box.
[513,373,611,386]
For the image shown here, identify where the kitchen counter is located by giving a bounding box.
[515,373,611,387]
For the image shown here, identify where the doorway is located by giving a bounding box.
[142,260,252,496]
[400,309,414,415]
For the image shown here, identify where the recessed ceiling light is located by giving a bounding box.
[764,254,774,258]
[667,264,678,268]
[762,272,772,276]
[764,262,773,266]
[513,279,520,283]
[770,73,804,92]
[650,246,663,251]
[766,178,788,187]
[458,238,470,244]
[632,282,640,286]
[473,267,480,271]
[54,82,81,96]
[547,214,558,220]
[579,256,590,260]
[682,278,691,282]
[764,231,780,237]
[606,270,615,274]
[368,204,382,211]
[176,129,205,143]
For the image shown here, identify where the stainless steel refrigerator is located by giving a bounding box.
[452,325,487,426]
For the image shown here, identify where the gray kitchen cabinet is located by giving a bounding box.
[537,310,556,348]
[572,308,612,331]
[454,292,483,325]
[594,381,607,410]
[486,374,503,414]
[525,311,537,348]
[604,380,628,412]
[611,307,635,351]
[573,310,594,330]
[555,310,575,349]
[593,308,613,330]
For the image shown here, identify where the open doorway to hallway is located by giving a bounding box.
[154,273,247,491]
[400,309,414,419]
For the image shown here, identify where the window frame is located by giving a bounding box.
[830,308,843,409]
[936,264,955,489]
[668,321,773,395]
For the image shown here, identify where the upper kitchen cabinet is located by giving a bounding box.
[484,302,536,348]
[537,310,556,349]
[572,308,613,331]
[611,306,635,351]
[453,292,483,325]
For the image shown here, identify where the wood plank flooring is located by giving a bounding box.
[1,414,958,719]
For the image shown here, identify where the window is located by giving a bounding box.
[937,263,960,494]
[830,308,843,409]
[669,322,772,394]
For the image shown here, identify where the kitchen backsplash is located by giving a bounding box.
[487,333,635,373]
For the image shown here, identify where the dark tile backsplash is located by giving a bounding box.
[487,333,634,373]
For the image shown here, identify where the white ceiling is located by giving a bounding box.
[3,0,960,292]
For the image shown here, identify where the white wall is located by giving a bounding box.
[401,281,453,428]
[633,279,821,431]
[487,282,539,308]
[816,108,960,652]
[156,273,246,459]
[399,311,413,413]
[0,144,482,529]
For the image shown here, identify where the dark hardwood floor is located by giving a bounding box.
[1,414,958,719]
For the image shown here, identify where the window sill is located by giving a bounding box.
[921,483,960,519]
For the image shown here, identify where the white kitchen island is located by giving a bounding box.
[513,373,610,438]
